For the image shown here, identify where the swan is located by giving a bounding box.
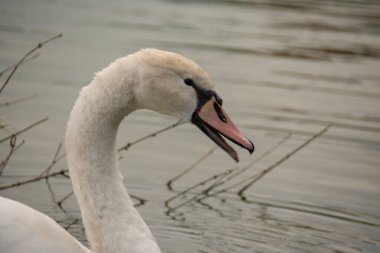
[0,48,254,253]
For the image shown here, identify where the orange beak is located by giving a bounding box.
[192,96,254,162]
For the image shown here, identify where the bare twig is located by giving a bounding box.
[0,94,37,107]
[237,124,332,199]
[45,179,58,203]
[130,194,146,207]
[40,143,64,177]
[63,218,79,231]
[191,125,330,203]
[117,120,184,152]
[165,132,292,211]
[164,167,239,211]
[166,123,330,211]
[40,143,69,212]
[0,117,48,144]
[168,169,240,214]
[0,33,62,94]
[57,191,74,210]
[166,146,217,190]
[0,169,68,190]
[212,133,292,190]
[196,133,292,199]
[0,143,68,191]
[0,53,40,77]
[0,135,25,175]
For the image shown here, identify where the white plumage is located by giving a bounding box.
[0,49,253,253]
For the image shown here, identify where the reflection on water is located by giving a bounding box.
[1,0,380,252]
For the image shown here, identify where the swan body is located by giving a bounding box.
[0,49,253,253]
[0,197,91,253]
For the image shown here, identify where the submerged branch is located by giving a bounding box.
[237,124,332,199]
[165,124,330,212]
[164,167,239,211]
[212,133,292,189]
[165,132,291,211]
[197,133,293,200]
[166,146,217,190]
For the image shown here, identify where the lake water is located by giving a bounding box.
[1,0,380,252]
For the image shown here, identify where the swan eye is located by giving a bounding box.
[184,78,194,86]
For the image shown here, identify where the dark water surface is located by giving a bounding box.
[1,0,380,252]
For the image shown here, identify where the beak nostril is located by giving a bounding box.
[213,102,227,123]
[214,94,223,106]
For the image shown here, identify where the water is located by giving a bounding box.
[1,0,380,252]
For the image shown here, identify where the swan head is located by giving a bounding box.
[131,49,254,161]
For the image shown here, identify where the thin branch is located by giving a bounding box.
[165,124,331,211]
[40,143,63,177]
[0,33,62,94]
[164,167,239,211]
[0,169,68,190]
[57,191,74,210]
[237,123,332,199]
[0,135,25,175]
[130,194,146,207]
[0,143,68,191]
[117,120,184,152]
[165,132,292,211]
[192,125,330,203]
[166,146,217,190]
[212,133,292,189]
[0,117,48,144]
[0,53,40,77]
[197,133,292,198]
[45,179,58,204]
[0,94,37,107]
[63,218,79,231]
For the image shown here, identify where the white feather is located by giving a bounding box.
[0,49,215,253]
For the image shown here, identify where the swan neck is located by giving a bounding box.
[66,62,161,253]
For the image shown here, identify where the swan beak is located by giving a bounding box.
[192,97,254,162]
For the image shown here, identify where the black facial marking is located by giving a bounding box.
[184,78,194,86]
[194,87,215,110]
[187,80,224,124]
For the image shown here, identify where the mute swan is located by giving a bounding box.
[0,49,254,253]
